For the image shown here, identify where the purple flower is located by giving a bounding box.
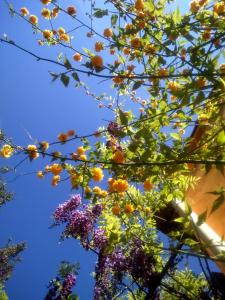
[93,228,108,249]
[92,204,103,218]
[53,194,81,223]
[107,121,119,137]
[60,273,76,298]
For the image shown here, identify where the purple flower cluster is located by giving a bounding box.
[93,228,108,249]
[107,121,120,137]
[60,273,76,298]
[53,194,81,223]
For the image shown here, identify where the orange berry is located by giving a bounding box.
[103,28,113,38]
[20,7,29,16]
[73,53,82,62]
[29,15,38,25]
[67,6,77,15]
[144,179,153,191]
[91,55,103,69]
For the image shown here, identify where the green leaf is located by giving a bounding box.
[111,14,118,26]
[60,73,70,87]
[93,8,108,18]
[196,210,207,226]
[173,6,181,24]
[119,109,128,126]
[170,132,180,140]
[72,72,80,82]
[210,194,225,215]
[64,58,72,70]
[217,130,225,145]
[49,72,58,82]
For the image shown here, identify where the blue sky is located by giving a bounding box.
[0,0,219,299]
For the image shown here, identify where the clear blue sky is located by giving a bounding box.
[0,1,219,299]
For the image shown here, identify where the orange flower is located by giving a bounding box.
[130,37,141,49]
[190,0,200,13]
[168,81,180,92]
[103,28,113,38]
[58,27,66,36]
[112,205,121,215]
[196,77,206,88]
[0,144,13,158]
[80,154,87,161]
[29,15,38,25]
[124,203,134,214]
[40,141,49,151]
[113,77,124,85]
[41,0,51,5]
[27,145,39,159]
[43,29,53,40]
[91,55,103,69]
[76,146,85,155]
[20,7,29,16]
[67,129,75,136]
[52,175,60,186]
[112,150,125,164]
[110,48,115,55]
[123,47,131,55]
[135,0,145,11]
[144,179,153,191]
[92,167,104,182]
[73,53,82,62]
[37,171,44,179]
[67,6,77,15]
[41,8,51,19]
[59,33,70,43]
[158,68,169,77]
[57,133,67,143]
[112,179,129,193]
[51,7,59,18]
[213,2,225,14]
[95,41,104,52]
[50,163,62,175]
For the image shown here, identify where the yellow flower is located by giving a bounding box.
[100,190,108,198]
[0,144,13,158]
[112,150,125,164]
[52,175,60,186]
[37,171,44,179]
[29,15,38,25]
[27,145,39,159]
[50,163,62,175]
[80,154,87,161]
[144,179,153,191]
[91,55,103,69]
[41,8,51,19]
[130,37,141,49]
[20,7,29,16]
[112,179,129,193]
[93,186,102,194]
[158,68,169,77]
[168,81,180,92]
[213,2,225,14]
[92,167,104,182]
